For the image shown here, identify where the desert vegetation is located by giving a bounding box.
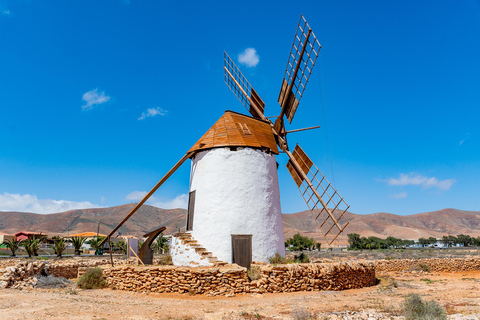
[347,233,480,250]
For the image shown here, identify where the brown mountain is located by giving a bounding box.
[1,206,480,244]
[283,209,480,244]
[0,204,186,238]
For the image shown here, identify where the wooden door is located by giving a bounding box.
[231,234,252,268]
[186,190,196,231]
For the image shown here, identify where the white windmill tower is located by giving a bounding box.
[100,15,349,268]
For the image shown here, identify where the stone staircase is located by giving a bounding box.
[172,232,227,267]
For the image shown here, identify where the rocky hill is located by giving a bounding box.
[1,205,479,245]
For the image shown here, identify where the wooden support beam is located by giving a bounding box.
[99,153,191,247]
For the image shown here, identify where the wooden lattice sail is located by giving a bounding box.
[286,144,349,245]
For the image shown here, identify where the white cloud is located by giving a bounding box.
[459,133,470,146]
[125,191,148,201]
[390,192,407,199]
[0,192,99,214]
[138,107,167,120]
[385,173,456,191]
[81,88,111,111]
[125,191,188,209]
[238,48,259,67]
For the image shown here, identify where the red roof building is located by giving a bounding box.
[14,231,45,241]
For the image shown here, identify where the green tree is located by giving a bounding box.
[441,236,450,247]
[428,237,437,245]
[386,236,401,248]
[52,236,67,257]
[150,233,168,254]
[448,235,458,247]
[285,233,315,251]
[71,236,86,256]
[418,238,429,247]
[3,238,23,256]
[21,235,46,258]
[88,236,105,255]
[456,234,472,247]
[117,240,127,254]
[347,233,362,250]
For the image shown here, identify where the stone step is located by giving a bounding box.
[194,247,207,253]
[173,232,191,238]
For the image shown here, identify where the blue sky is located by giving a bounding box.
[0,0,479,215]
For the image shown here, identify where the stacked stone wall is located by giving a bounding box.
[103,262,376,296]
[375,257,480,273]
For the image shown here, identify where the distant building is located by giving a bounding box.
[15,231,45,241]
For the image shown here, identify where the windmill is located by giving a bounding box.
[100,15,349,267]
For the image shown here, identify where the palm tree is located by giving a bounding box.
[21,235,46,258]
[117,240,127,254]
[151,233,168,254]
[3,238,23,256]
[52,236,67,257]
[88,236,105,255]
[71,236,86,256]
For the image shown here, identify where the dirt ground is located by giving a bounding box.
[2,249,480,319]
[1,269,479,319]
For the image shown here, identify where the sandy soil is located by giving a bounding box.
[1,269,479,319]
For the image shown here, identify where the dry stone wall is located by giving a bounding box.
[103,261,376,296]
[376,257,480,273]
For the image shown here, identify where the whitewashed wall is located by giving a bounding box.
[186,147,285,264]
[170,235,213,267]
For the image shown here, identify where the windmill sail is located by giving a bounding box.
[224,51,265,119]
[278,15,322,123]
[286,144,349,245]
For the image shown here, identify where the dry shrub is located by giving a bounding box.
[35,275,72,289]
[291,307,317,320]
[417,263,431,273]
[247,265,262,281]
[159,254,173,265]
[402,293,446,320]
[77,267,107,289]
[268,252,286,264]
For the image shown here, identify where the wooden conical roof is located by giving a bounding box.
[188,111,279,156]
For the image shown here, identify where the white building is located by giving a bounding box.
[170,111,285,267]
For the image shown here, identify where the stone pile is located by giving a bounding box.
[0,261,47,289]
[376,257,480,273]
[103,261,376,296]
[0,258,124,289]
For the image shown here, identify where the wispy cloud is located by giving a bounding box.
[238,48,259,67]
[390,192,407,199]
[2,10,10,15]
[126,191,188,209]
[0,192,99,214]
[81,88,111,111]
[385,173,456,191]
[459,133,471,146]
[138,107,167,120]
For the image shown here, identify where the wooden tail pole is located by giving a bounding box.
[99,153,191,247]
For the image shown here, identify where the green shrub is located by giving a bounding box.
[294,252,310,263]
[247,265,262,281]
[77,267,107,289]
[268,252,286,264]
[402,293,447,320]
